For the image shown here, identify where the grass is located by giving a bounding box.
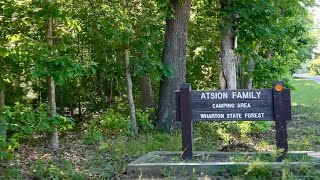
[291,79,320,106]
[289,79,320,151]
[1,78,320,179]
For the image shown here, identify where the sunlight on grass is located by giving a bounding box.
[288,78,320,152]
[291,79,320,106]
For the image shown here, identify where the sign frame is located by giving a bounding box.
[175,81,291,161]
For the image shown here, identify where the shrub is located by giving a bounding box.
[82,109,156,144]
[0,103,74,160]
[194,121,272,148]
[82,109,129,144]
[308,57,320,75]
[99,109,130,135]
[32,160,85,179]
[136,109,155,133]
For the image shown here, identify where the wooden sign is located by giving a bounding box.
[175,81,291,161]
[191,89,274,121]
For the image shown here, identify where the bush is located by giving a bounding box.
[0,103,74,160]
[194,121,272,148]
[82,109,156,144]
[308,57,320,75]
[136,109,155,133]
[82,109,129,144]
[32,160,85,179]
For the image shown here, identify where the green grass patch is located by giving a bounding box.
[291,79,320,106]
[289,79,320,151]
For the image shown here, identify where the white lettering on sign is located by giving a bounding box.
[212,103,235,108]
[201,92,228,100]
[244,113,264,118]
[232,91,262,99]
[200,91,263,100]
[199,112,266,119]
[200,113,225,119]
[237,103,251,108]
[227,113,242,118]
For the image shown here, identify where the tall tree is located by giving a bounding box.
[122,0,138,134]
[157,0,192,132]
[46,0,59,149]
[124,49,138,134]
[219,0,237,90]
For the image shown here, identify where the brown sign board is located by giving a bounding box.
[175,82,292,161]
[191,89,274,121]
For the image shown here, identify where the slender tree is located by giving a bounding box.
[46,0,59,149]
[124,49,138,134]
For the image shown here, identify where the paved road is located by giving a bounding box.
[293,74,320,83]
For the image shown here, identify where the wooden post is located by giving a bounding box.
[179,84,193,159]
[273,81,290,161]
[175,90,181,122]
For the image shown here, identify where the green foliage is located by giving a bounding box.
[83,108,156,144]
[250,122,273,135]
[194,121,272,149]
[186,0,220,90]
[136,109,155,133]
[82,109,129,144]
[98,109,130,135]
[0,103,74,160]
[308,57,320,75]
[32,160,86,180]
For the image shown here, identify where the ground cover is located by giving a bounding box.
[1,78,320,179]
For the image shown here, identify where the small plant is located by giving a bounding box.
[136,109,155,133]
[0,103,74,160]
[160,167,176,178]
[32,160,85,179]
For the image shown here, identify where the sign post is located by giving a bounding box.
[175,81,291,160]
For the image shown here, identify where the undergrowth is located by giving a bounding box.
[1,79,320,179]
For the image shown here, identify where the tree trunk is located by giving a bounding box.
[219,1,237,90]
[0,90,6,140]
[219,69,227,90]
[109,78,113,106]
[78,96,82,121]
[59,85,64,116]
[140,74,154,111]
[243,57,255,89]
[48,77,59,149]
[124,49,138,134]
[46,0,59,150]
[97,71,108,109]
[239,42,260,89]
[157,0,192,132]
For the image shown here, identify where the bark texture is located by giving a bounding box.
[239,42,260,89]
[243,58,255,89]
[140,74,154,111]
[219,1,237,90]
[97,71,108,109]
[46,0,59,149]
[48,77,59,149]
[124,49,138,134]
[220,25,237,90]
[157,0,192,132]
[0,90,6,140]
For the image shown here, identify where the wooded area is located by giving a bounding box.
[1,0,319,179]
